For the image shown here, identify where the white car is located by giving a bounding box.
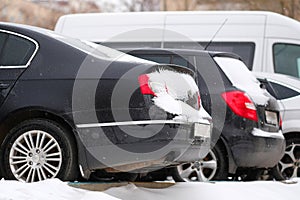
[254,72,300,179]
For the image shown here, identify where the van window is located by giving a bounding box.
[202,42,255,70]
[165,42,255,69]
[273,43,300,78]
[0,32,36,66]
[101,41,255,69]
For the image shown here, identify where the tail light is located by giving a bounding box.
[221,90,258,122]
[138,74,156,96]
[197,92,201,110]
[279,115,282,128]
[138,74,169,96]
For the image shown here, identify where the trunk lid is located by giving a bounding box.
[213,56,281,131]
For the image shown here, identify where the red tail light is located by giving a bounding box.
[197,92,201,110]
[221,90,258,122]
[138,74,156,96]
[279,115,282,128]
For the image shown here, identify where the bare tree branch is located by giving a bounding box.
[121,0,160,11]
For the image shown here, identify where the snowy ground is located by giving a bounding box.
[0,178,299,200]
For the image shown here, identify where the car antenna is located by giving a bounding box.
[204,18,228,50]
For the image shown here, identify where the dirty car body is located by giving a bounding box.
[0,23,211,182]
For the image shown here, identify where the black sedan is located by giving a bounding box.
[0,23,212,182]
[121,48,286,181]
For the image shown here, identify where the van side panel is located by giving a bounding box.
[164,13,266,41]
[54,11,300,75]
[265,12,300,40]
[55,13,166,42]
[164,13,266,70]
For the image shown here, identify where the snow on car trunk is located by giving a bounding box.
[146,68,211,123]
[214,57,269,106]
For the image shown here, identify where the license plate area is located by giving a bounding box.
[194,123,211,138]
[265,110,278,126]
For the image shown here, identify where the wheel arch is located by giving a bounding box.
[0,107,93,179]
[0,107,77,150]
[218,136,238,174]
[283,132,300,140]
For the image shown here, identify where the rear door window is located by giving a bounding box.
[0,32,36,67]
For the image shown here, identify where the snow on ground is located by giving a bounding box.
[105,179,300,200]
[0,178,118,200]
[0,178,299,200]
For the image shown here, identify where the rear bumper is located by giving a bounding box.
[76,119,211,171]
[227,128,285,168]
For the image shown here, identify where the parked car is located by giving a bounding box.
[0,23,212,182]
[121,48,286,181]
[254,72,300,179]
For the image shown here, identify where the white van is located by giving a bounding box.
[55,11,300,78]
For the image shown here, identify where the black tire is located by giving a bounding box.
[171,141,228,182]
[0,119,78,182]
[89,170,138,182]
[238,169,264,181]
[138,168,168,182]
[272,136,300,180]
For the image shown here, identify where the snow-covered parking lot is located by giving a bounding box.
[0,178,299,200]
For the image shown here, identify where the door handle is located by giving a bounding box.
[0,83,10,89]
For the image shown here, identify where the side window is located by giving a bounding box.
[269,81,300,100]
[273,43,300,78]
[0,32,36,66]
[0,33,8,52]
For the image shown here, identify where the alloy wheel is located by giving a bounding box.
[278,142,300,179]
[176,150,217,181]
[9,130,62,182]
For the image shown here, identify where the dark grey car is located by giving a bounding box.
[0,23,212,182]
[122,48,285,181]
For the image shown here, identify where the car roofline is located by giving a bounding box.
[118,47,242,61]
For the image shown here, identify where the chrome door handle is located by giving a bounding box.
[0,83,10,89]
